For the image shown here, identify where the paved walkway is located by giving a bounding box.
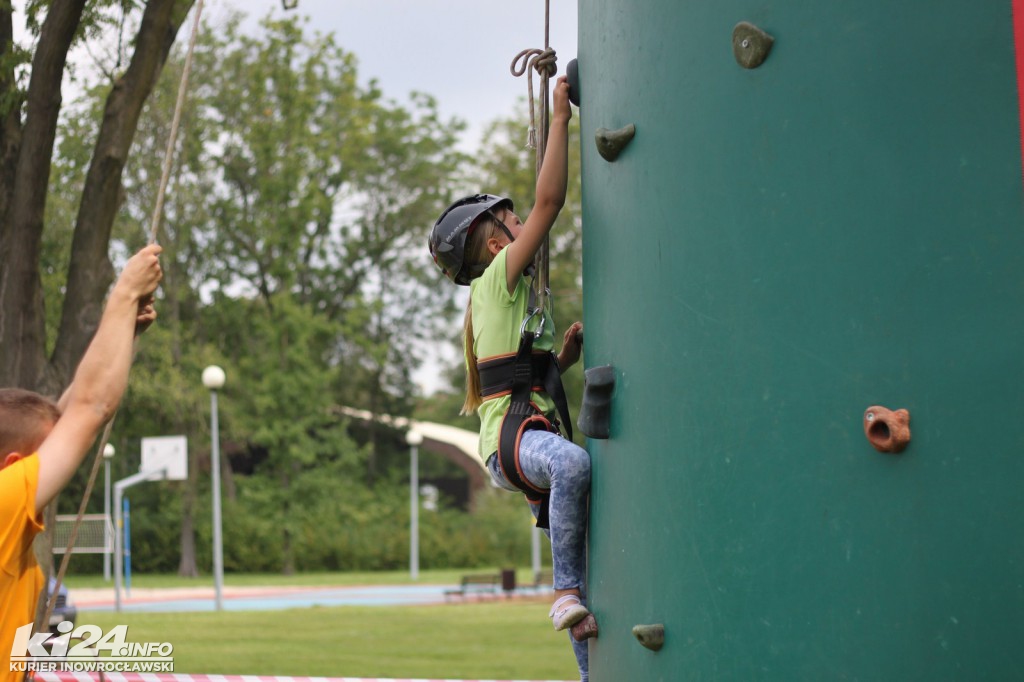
[74,584,551,613]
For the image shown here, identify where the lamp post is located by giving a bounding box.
[406,429,423,581]
[103,443,115,581]
[202,365,226,611]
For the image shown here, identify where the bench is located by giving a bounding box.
[444,573,502,599]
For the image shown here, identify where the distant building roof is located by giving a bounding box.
[335,406,482,468]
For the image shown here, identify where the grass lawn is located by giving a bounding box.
[81,600,578,680]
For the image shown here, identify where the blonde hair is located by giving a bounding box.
[460,212,504,415]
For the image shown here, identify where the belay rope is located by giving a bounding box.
[492,0,576,529]
[27,0,206,665]
[510,0,555,316]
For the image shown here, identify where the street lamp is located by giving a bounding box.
[406,429,423,581]
[202,365,226,611]
[103,443,115,581]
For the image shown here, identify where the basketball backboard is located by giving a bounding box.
[140,435,188,481]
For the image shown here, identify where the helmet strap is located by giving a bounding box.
[488,210,516,243]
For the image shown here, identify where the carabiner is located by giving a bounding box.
[520,307,546,341]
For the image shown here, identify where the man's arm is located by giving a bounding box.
[55,296,157,414]
[35,245,162,514]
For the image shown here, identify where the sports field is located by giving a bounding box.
[70,570,577,680]
[81,600,577,680]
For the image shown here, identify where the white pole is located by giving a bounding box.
[104,459,111,581]
[210,388,224,611]
[114,485,123,611]
[406,429,423,581]
[202,366,226,612]
[113,469,163,611]
[103,443,115,582]
[410,440,419,581]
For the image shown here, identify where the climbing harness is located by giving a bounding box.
[480,288,573,530]
[27,0,206,663]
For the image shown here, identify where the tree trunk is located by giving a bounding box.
[221,448,236,502]
[0,0,87,392]
[53,0,196,382]
[281,467,294,575]
[0,9,22,245]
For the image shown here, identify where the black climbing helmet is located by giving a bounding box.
[428,193,513,285]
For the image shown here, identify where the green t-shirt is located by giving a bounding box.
[470,248,556,457]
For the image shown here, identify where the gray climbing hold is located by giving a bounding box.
[632,623,665,652]
[567,58,580,107]
[578,365,615,439]
[595,124,636,162]
[732,21,774,69]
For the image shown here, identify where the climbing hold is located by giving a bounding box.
[566,58,581,107]
[571,613,599,641]
[863,406,911,453]
[595,124,636,162]
[578,365,615,439]
[732,21,774,69]
[632,623,665,651]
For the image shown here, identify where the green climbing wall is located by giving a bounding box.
[578,1,1024,679]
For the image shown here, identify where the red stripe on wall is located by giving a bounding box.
[1015,0,1024,185]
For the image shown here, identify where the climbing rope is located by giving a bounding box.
[509,0,554,319]
[149,0,205,245]
[27,0,206,663]
[509,46,557,151]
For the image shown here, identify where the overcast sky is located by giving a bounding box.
[12,1,577,394]
[12,1,577,148]
[224,0,579,149]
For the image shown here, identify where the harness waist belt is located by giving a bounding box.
[478,351,555,399]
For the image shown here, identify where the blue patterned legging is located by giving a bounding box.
[486,428,591,681]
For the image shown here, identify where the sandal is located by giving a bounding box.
[549,594,590,631]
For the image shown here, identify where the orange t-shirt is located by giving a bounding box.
[0,454,45,682]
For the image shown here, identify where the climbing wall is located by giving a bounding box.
[578,1,1024,679]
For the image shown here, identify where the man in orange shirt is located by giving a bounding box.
[0,245,162,680]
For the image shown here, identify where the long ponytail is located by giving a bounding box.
[461,301,482,415]
[458,213,504,415]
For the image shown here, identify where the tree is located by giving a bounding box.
[56,11,470,574]
[2,0,198,623]
[1,0,196,392]
[190,15,467,480]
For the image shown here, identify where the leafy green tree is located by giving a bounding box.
[189,14,467,479]
[100,12,468,574]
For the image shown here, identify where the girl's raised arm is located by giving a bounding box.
[504,75,572,293]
